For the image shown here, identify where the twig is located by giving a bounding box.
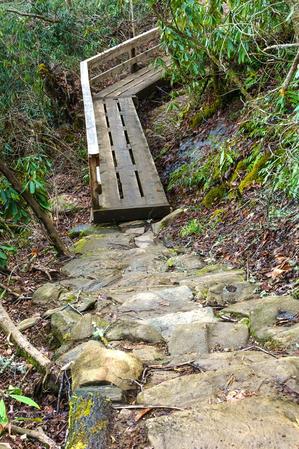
[280,48,299,95]
[10,424,60,449]
[112,405,184,410]
[240,345,278,359]
[264,43,299,51]
[5,8,60,23]
[0,281,20,298]
[148,360,195,370]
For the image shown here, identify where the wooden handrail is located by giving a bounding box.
[84,27,160,70]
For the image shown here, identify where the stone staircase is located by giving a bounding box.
[32,217,299,449]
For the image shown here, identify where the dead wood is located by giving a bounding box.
[10,424,60,449]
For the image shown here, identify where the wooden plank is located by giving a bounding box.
[93,204,171,224]
[118,97,168,205]
[105,99,145,206]
[119,68,165,97]
[80,61,99,155]
[92,65,152,96]
[90,45,161,84]
[93,100,120,208]
[85,28,159,70]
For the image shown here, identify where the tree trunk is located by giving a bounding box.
[0,160,70,256]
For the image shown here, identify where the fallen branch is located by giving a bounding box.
[0,281,20,298]
[5,8,60,23]
[240,345,278,359]
[10,424,60,449]
[264,43,299,51]
[0,301,52,373]
[280,48,299,95]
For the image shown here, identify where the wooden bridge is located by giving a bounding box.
[80,28,171,223]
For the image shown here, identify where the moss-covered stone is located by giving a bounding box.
[65,389,111,449]
[202,185,227,208]
[230,159,248,182]
[191,98,221,128]
[239,153,270,193]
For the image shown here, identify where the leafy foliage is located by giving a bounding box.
[0,386,39,429]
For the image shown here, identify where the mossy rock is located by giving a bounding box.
[230,159,248,183]
[65,389,111,449]
[239,153,270,193]
[191,98,221,128]
[202,185,227,208]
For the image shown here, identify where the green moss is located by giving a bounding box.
[91,419,109,434]
[202,185,227,208]
[230,159,248,182]
[239,153,270,193]
[73,237,89,254]
[196,264,227,276]
[191,98,221,128]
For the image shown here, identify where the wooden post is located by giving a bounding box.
[129,0,138,73]
[89,154,101,208]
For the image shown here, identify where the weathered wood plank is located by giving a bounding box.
[105,99,144,206]
[91,45,161,85]
[93,100,120,208]
[119,97,168,205]
[80,61,99,156]
[85,28,159,70]
[93,204,171,223]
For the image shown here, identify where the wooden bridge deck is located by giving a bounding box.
[81,28,171,223]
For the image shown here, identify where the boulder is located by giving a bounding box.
[32,282,64,305]
[132,346,166,363]
[71,342,143,391]
[57,341,104,366]
[105,320,163,344]
[146,397,299,449]
[51,308,81,344]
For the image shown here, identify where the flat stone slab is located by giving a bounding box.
[73,233,133,255]
[168,322,249,356]
[105,319,164,344]
[146,396,299,449]
[137,356,299,407]
[144,308,217,340]
[119,286,194,318]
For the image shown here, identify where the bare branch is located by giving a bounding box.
[264,43,299,51]
[5,8,60,23]
[10,425,60,449]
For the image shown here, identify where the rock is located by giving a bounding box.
[171,253,204,271]
[146,397,299,449]
[17,314,41,331]
[179,270,244,298]
[193,350,272,372]
[125,227,145,236]
[119,286,194,318]
[168,323,209,356]
[206,280,257,306]
[0,444,12,449]
[105,320,164,344]
[134,230,155,249]
[144,308,217,340]
[137,356,299,407]
[57,341,104,366]
[76,385,123,402]
[119,220,145,231]
[62,252,127,278]
[208,322,249,350]
[69,224,117,238]
[51,308,80,343]
[69,314,94,341]
[73,234,132,255]
[71,342,143,391]
[221,295,299,344]
[132,346,166,363]
[167,322,249,357]
[65,388,111,449]
[51,194,78,214]
[32,282,63,304]
[265,323,299,351]
[152,209,185,235]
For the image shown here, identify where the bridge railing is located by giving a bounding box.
[80,28,162,209]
